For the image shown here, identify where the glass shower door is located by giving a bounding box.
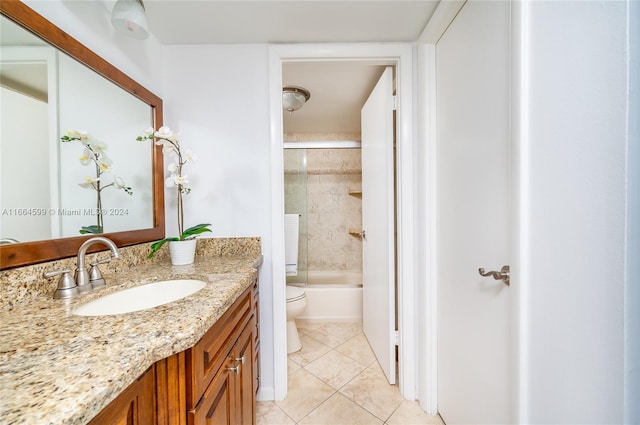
[283,149,308,284]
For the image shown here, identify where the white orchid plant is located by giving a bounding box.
[61,130,132,234]
[137,126,211,258]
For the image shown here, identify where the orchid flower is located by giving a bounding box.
[114,176,133,195]
[139,125,211,257]
[62,129,134,234]
[184,148,197,163]
[98,157,113,172]
[91,140,108,153]
[154,126,174,140]
[79,176,100,189]
[79,149,92,165]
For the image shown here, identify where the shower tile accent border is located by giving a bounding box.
[284,132,361,142]
[0,237,261,308]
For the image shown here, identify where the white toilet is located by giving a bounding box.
[285,285,308,353]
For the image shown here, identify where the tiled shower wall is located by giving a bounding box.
[284,143,362,276]
[307,149,362,272]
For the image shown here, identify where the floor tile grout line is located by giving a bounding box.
[302,351,364,393]
[290,326,359,422]
[300,351,397,423]
[283,323,405,424]
[304,330,374,369]
[270,322,439,425]
[268,401,299,425]
[291,330,367,370]
[280,403,299,425]
[383,398,405,424]
[295,390,342,424]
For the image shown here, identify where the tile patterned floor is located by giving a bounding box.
[257,322,445,425]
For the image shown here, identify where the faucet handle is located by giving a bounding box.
[88,260,109,290]
[44,269,79,299]
[90,257,113,267]
[44,268,71,279]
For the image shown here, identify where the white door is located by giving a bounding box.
[361,66,396,384]
[436,1,511,424]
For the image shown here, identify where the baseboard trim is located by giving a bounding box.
[257,386,275,401]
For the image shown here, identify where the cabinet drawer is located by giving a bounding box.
[185,287,252,410]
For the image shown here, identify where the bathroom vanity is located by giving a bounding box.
[89,278,259,425]
[0,240,262,425]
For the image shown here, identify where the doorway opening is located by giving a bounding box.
[281,60,398,387]
[268,44,417,403]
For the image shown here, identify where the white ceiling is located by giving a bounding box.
[145,1,439,45]
[144,1,439,135]
[283,61,386,134]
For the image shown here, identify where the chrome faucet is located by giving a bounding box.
[75,236,120,293]
[44,236,120,299]
[0,238,20,245]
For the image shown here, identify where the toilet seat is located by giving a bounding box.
[286,286,306,303]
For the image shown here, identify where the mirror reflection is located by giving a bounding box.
[0,15,153,244]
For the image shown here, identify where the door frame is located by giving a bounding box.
[268,43,417,401]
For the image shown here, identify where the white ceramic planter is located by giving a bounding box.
[169,239,197,265]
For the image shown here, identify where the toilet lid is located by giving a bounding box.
[286,286,306,302]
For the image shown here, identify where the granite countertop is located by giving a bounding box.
[0,253,262,425]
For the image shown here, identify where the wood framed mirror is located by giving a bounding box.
[0,1,164,269]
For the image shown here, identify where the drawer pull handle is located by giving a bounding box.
[235,356,246,365]
[227,364,241,374]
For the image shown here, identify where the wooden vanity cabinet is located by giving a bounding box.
[90,280,259,425]
[88,365,155,425]
[185,283,258,424]
[155,282,259,425]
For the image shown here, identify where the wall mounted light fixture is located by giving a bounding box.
[111,0,149,40]
[282,86,311,114]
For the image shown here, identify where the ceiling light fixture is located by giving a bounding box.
[282,86,311,114]
[111,0,149,40]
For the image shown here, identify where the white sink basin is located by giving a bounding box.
[73,279,206,316]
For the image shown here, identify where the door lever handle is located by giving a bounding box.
[478,265,510,286]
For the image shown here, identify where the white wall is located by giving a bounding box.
[23,0,164,96]
[625,1,639,422]
[161,44,274,396]
[520,2,631,423]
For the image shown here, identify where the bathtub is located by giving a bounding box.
[290,270,362,323]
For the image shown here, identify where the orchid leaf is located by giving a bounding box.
[181,223,212,240]
[147,237,180,258]
[79,225,103,234]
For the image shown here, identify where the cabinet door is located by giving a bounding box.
[189,317,256,425]
[88,366,155,425]
[235,315,256,425]
[252,279,260,396]
[188,362,238,425]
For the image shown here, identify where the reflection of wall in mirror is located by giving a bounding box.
[58,53,153,237]
[0,45,58,243]
[0,86,50,242]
